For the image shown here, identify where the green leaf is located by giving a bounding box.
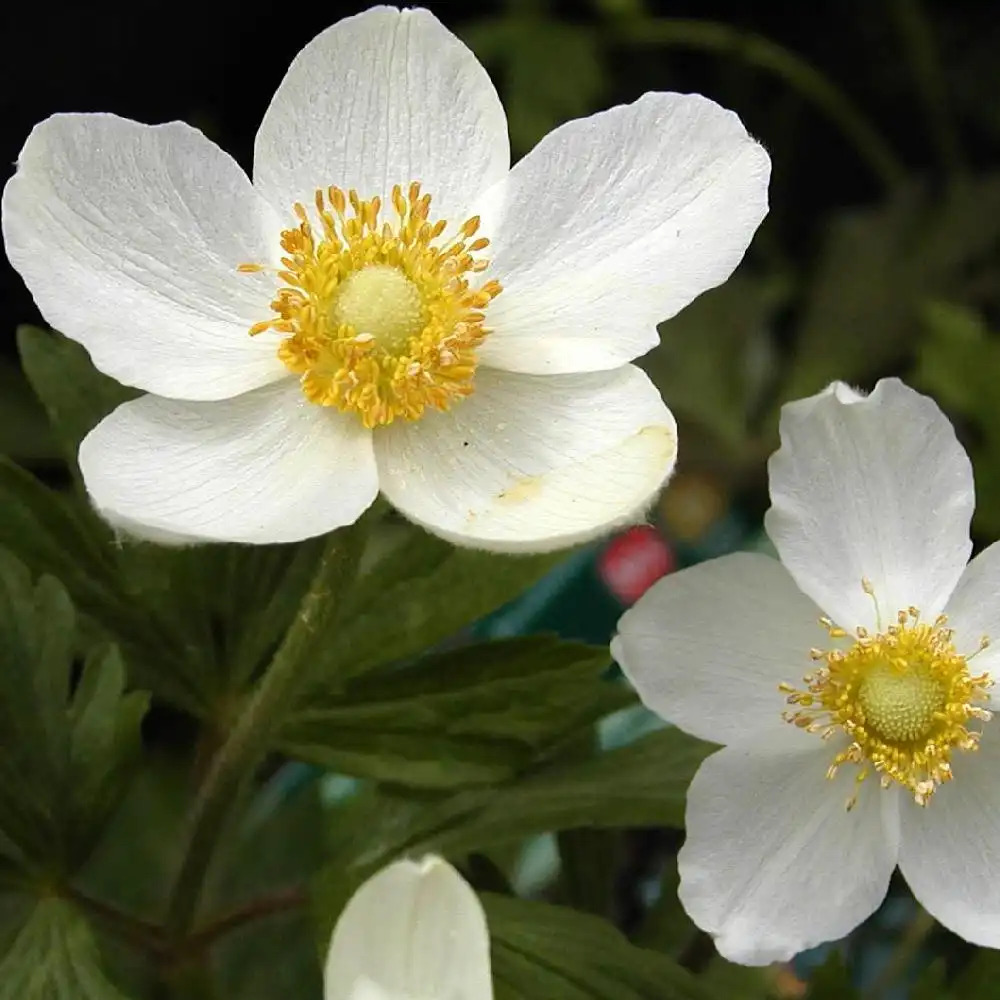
[0,552,148,873]
[107,537,327,708]
[429,727,711,850]
[315,727,712,929]
[16,326,137,477]
[67,649,149,860]
[14,323,332,711]
[281,637,624,788]
[0,459,121,614]
[304,526,565,685]
[0,458,210,711]
[484,894,712,1000]
[212,781,326,1000]
[0,358,56,463]
[0,898,132,1000]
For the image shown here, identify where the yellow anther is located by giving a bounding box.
[240,183,501,427]
[780,583,993,807]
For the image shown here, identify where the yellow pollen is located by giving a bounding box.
[241,182,501,428]
[780,590,993,807]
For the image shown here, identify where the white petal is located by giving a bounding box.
[764,379,973,632]
[374,366,676,553]
[254,7,508,224]
[679,732,899,965]
[2,114,286,400]
[613,552,826,745]
[324,856,492,1000]
[897,722,1000,947]
[78,380,377,544]
[943,540,1000,708]
[479,93,770,375]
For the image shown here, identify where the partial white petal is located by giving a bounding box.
[78,380,377,544]
[2,114,286,400]
[764,379,973,632]
[479,93,770,375]
[898,722,1000,947]
[375,366,676,553]
[680,732,899,965]
[943,541,1000,708]
[324,856,492,1000]
[613,552,825,745]
[254,7,508,225]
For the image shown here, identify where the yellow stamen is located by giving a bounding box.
[241,183,501,428]
[781,586,992,807]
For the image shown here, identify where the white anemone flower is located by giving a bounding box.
[2,6,769,550]
[324,856,491,1000]
[613,379,1000,964]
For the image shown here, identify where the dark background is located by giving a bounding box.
[3,0,999,329]
[4,0,1000,528]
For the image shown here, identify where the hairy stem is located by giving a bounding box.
[183,886,306,955]
[163,525,367,939]
[65,886,167,956]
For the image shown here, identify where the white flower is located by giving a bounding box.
[612,379,1000,964]
[324,856,491,1000]
[2,6,769,551]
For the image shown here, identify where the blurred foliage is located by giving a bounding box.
[2,0,1000,998]
[913,302,1000,536]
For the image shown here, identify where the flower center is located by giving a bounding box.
[240,183,501,428]
[331,264,426,350]
[857,661,946,743]
[780,583,992,807]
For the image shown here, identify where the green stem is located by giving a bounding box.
[613,18,907,191]
[888,0,964,175]
[163,526,366,939]
[64,886,166,956]
[182,886,306,956]
[867,905,936,999]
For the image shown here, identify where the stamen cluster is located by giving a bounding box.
[781,593,992,807]
[241,183,501,427]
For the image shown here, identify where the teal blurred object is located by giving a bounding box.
[471,542,618,645]
[473,525,677,646]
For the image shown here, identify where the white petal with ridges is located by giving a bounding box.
[613,552,826,745]
[898,724,1000,947]
[78,380,378,544]
[680,732,899,965]
[324,856,492,1000]
[942,540,1000,708]
[479,93,770,375]
[2,114,286,400]
[765,379,973,632]
[374,366,676,552]
[254,7,508,225]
